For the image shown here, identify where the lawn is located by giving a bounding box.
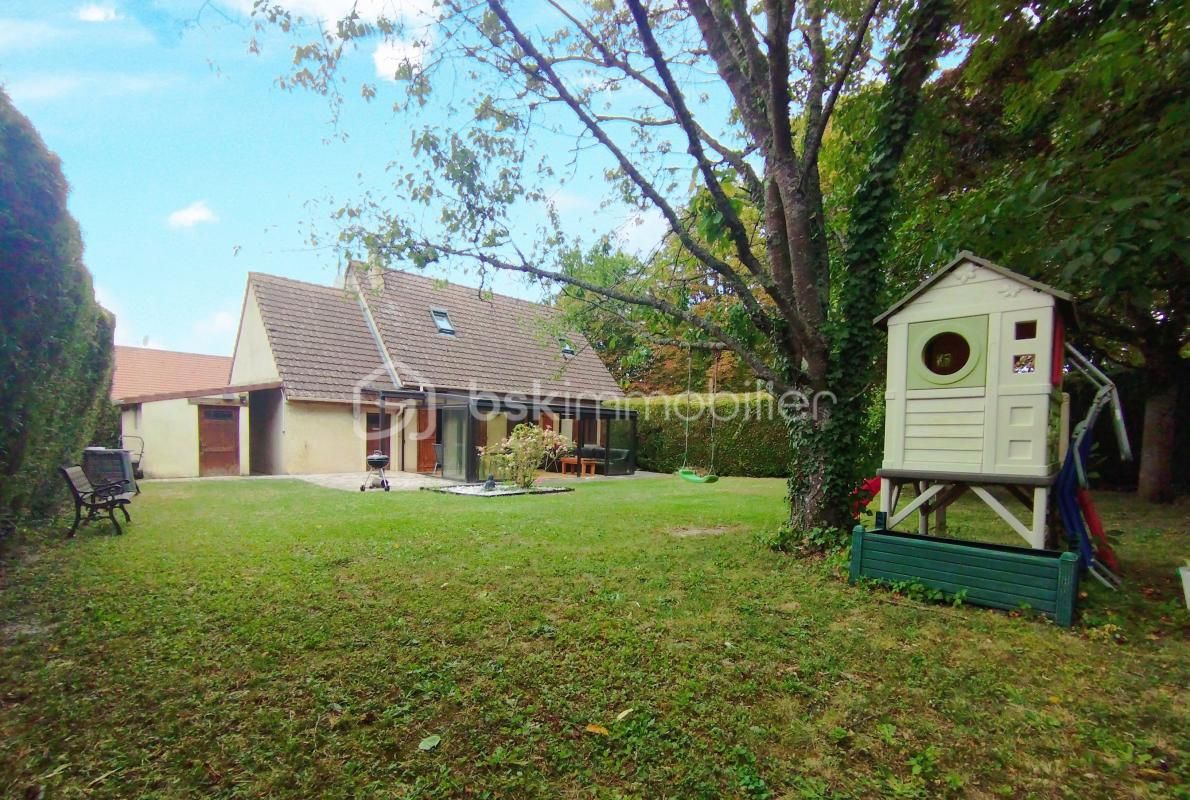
[1,477,1186,799]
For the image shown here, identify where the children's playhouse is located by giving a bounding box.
[850,252,1130,626]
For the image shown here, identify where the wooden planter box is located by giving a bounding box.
[849,527,1080,627]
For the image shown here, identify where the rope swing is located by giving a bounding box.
[677,345,719,484]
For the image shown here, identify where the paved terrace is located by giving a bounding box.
[141,470,664,492]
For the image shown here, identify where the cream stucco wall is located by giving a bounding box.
[230,286,280,385]
[282,401,367,475]
[486,412,509,445]
[400,406,419,472]
[121,398,249,478]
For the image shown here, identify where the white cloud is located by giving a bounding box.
[0,19,67,53]
[76,4,118,22]
[372,38,426,79]
[614,207,668,258]
[167,200,217,229]
[548,189,597,214]
[6,75,85,104]
[231,0,433,22]
[5,72,178,105]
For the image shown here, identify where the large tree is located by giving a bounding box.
[258,0,954,538]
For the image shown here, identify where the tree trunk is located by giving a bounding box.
[1138,376,1176,503]
[785,399,862,544]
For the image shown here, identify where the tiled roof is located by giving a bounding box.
[111,346,232,402]
[361,268,624,399]
[249,273,399,401]
[245,268,623,402]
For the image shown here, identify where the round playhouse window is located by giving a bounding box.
[922,332,971,376]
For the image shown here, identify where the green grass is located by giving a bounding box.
[1,478,1186,799]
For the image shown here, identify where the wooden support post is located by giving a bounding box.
[879,478,893,517]
[887,482,946,530]
[1030,487,1049,550]
[917,481,929,535]
[1006,484,1033,511]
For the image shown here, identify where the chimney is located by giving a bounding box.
[347,260,385,294]
[367,262,385,293]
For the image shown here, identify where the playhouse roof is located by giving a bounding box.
[873,252,1074,329]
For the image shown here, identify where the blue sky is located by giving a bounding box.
[1,0,666,355]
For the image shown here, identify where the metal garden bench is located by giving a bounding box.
[59,465,133,536]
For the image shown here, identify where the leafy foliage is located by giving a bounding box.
[555,242,764,394]
[479,423,574,488]
[821,0,1189,498]
[0,90,114,522]
[614,394,793,477]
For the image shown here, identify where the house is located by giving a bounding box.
[116,264,632,481]
[229,264,632,482]
[113,346,255,478]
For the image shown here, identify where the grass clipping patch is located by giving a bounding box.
[670,525,737,538]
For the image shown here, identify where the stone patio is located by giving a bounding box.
[141,470,664,492]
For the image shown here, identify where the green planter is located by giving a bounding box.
[850,526,1080,627]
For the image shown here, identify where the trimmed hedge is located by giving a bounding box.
[0,90,115,522]
[612,393,793,477]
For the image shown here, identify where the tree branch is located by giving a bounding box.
[624,0,775,293]
[802,0,881,170]
[544,0,764,200]
[485,0,783,351]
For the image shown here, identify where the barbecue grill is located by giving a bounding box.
[361,450,391,492]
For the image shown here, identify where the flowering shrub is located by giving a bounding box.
[478,424,575,488]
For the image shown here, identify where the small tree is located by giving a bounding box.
[479,424,575,489]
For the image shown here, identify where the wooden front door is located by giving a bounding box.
[366,412,391,462]
[416,408,437,473]
[198,405,240,477]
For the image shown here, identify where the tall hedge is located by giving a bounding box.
[612,393,793,477]
[0,90,114,521]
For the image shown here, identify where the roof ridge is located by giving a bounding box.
[379,266,559,313]
[249,271,350,292]
[114,345,231,360]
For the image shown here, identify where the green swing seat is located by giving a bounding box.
[677,468,719,484]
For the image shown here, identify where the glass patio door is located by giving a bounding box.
[441,408,469,481]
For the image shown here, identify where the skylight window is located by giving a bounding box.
[560,339,577,359]
[431,308,455,335]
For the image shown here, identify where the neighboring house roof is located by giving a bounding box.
[248,272,400,402]
[243,267,623,402]
[111,346,232,403]
[361,268,624,398]
[874,251,1075,328]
